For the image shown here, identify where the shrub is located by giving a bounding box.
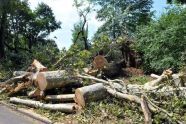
[136,7,186,73]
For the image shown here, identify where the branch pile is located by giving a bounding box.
[0,59,185,123]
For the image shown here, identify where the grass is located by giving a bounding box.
[128,75,152,85]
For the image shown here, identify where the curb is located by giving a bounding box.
[0,101,52,124]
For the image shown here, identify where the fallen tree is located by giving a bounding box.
[74,83,107,107]
[45,94,75,102]
[77,69,186,123]
[10,97,78,113]
[35,70,79,91]
[1,59,185,123]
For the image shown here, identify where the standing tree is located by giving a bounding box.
[0,0,61,69]
[0,0,12,58]
[90,0,153,40]
[72,21,89,50]
[73,0,92,50]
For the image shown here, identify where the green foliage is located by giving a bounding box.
[73,0,92,50]
[91,34,112,54]
[136,7,186,73]
[167,0,186,4]
[0,0,61,73]
[56,44,92,69]
[90,0,153,39]
[129,75,151,85]
[71,21,89,50]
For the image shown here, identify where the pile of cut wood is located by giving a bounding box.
[0,59,186,123]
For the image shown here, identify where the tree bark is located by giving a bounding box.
[10,97,78,113]
[0,10,7,59]
[74,83,108,107]
[35,70,80,91]
[45,94,75,102]
[13,71,31,77]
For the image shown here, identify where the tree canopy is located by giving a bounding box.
[0,0,61,69]
[90,0,153,39]
[136,7,186,73]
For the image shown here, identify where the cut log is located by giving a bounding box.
[35,70,80,91]
[74,83,108,107]
[45,94,75,102]
[10,97,78,113]
[141,95,152,124]
[2,75,28,85]
[13,71,31,77]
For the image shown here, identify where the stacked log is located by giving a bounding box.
[74,83,108,107]
[10,97,78,113]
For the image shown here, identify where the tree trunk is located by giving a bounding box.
[45,94,75,102]
[0,10,7,59]
[13,71,31,77]
[74,83,108,107]
[10,97,78,113]
[35,70,80,91]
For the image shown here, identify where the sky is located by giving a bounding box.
[28,0,168,50]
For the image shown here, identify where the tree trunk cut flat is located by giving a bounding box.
[35,70,79,91]
[74,83,108,107]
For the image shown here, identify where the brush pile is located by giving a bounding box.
[0,59,186,123]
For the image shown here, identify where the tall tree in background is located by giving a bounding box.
[73,0,91,50]
[0,0,61,59]
[90,0,153,40]
[0,0,12,58]
[27,2,61,50]
[72,21,89,50]
[0,0,61,70]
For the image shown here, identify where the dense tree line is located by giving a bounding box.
[0,0,61,69]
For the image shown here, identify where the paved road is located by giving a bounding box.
[0,104,46,124]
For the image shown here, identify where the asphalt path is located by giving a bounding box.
[0,104,46,124]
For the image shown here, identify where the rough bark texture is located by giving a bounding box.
[74,83,108,107]
[35,70,79,91]
[10,97,77,113]
[45,94,75,102]
[106,87,141,104]
[13,71,31,77]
